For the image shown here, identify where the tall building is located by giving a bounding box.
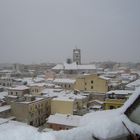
[73,48,81,65]
[11,95,51,127]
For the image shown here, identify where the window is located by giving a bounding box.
[35,105,37,109]
[91,86,93,89]
[38,104,41,108]
[91,80,93,84]
[30,106,32,111]
[29,121,33,126]
[11,92,13,95]
[126,96,140,125]
[38,110,40,115]
[85,82,87,85]
[59,127,62,130]
[85,88,87,90]
[110,106,115,109]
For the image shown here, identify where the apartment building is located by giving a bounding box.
[11,95,51,127]
[74,74,109,93]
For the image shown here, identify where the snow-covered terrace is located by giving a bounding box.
[47,113,82,127]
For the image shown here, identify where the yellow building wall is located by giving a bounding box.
[104,99,125,110]
[74,78,85,91]
[75,74,108,93]
[29,86,44,96]
[51,100,74,115]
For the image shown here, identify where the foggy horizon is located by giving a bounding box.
[0,0,140,64]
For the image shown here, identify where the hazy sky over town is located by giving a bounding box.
[0,0,140,64]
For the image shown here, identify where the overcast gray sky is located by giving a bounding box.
[0,0,140,64]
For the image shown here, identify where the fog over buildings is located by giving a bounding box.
[0,0,140,64]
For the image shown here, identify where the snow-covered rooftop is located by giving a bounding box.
[90,99,104,104]
[22,77,34,84]
[42,88,86,100]
[52,97,75,102]
[33,77,45,83]
[99,75,111,80]
[22,77,46,85]
[52,62,96,70]
[47,113,81,127]
[106,90,135,95]
[90,105,102,109]
[52,64,64,70]
[0,70,13,73]
[7,95,18,98]
[8,85,29,91]
[19,97,44,104]
[0,91,8,99]
[0,105,11,113]
[53,78,76,84]
[126,79,140,88]
[28,83,46,87]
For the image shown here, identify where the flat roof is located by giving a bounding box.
[42,88,87,100]
[0,91,8,99]
[106,90,135,95]
[0,105,11,113]
[53,78,76,84]
[8,86,29,91]
[47,113,81,127]
[18,97,45,104]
